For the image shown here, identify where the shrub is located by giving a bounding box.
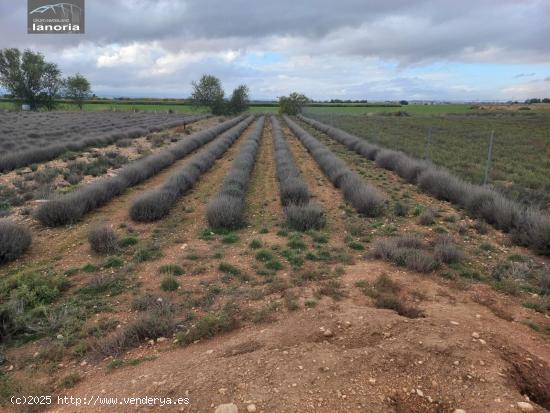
[434,235,464,264]
[120,235,139,247]
[0,220,32,264]
[218,262,241,276]
[160,276,179,291]
[255,249,274,262]
[129,190,176,222]
[206,195,245,229]
[511,209,550,256]
[88,225,119,255]
[285,203,326,231]
[373,235,438,273]
[176,306,238,346]
[375,294,424,318]
[340,175,386,217]
[280,179,310,206]
[131,294,159,311]
[159,264,184,276]
[394,201,409,217]
[418,208,436,225]
[405,250,440,272]
[34,196,85,226]
[97,303,174,357]
[249,239,262,249]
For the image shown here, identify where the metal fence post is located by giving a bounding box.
[483,130,495,185]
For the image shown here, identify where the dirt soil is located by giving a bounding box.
[1,116,549,413]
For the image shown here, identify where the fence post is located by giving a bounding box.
[483,130,495,185]
[423,126,432,160]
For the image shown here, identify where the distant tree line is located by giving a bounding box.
[0,48,92,110]
[524,98,550,104]
[190,74,249,115]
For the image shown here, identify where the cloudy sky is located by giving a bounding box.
[1,0,550,101]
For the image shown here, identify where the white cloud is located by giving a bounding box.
[1,0,549,99]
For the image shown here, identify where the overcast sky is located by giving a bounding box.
[1,0,550,100]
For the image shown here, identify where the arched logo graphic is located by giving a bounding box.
[28,0,85,34]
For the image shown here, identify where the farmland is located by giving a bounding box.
[0,110,549,413]
[306,110,550,210]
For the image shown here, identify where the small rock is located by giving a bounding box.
[471,332,480,339]
[218,388,228,395]
[517,402,534,412]
[246,404,257,412]
[453,361,460,366]
[156,337,167,343]
[215,403,238,413]
[57,334,64,340]
[80,360,87,366]
[206,349,214,355]
[148,339,155,345]
[453,410,466,413]
[345,321,352,327]
[416,389,424,397]
[479,339,487,345]
[369,378,376,384]
[323,329,334,337]
[450,321,460,325]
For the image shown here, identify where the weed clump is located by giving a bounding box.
[373,235,439,273]
[88,225,119,255]
[433,235,464,264]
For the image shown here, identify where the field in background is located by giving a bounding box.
[305,110,550,210]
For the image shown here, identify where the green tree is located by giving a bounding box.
[228,84,249,114]
[191,74,225,115]
[65,73,91,109]
[41,63,63,111]
[0,48,63,110]
[278,92,309,115]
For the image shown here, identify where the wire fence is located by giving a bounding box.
[302,109,550,210]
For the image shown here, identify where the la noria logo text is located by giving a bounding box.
[31,22,80,32]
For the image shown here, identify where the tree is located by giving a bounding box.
[191,74,225,115]
[228,84,249,114]
[278,92,309,115]
[399,100,409,105]
[41,63,63,111]
[65,73,91,109]
[0,48,63,110]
